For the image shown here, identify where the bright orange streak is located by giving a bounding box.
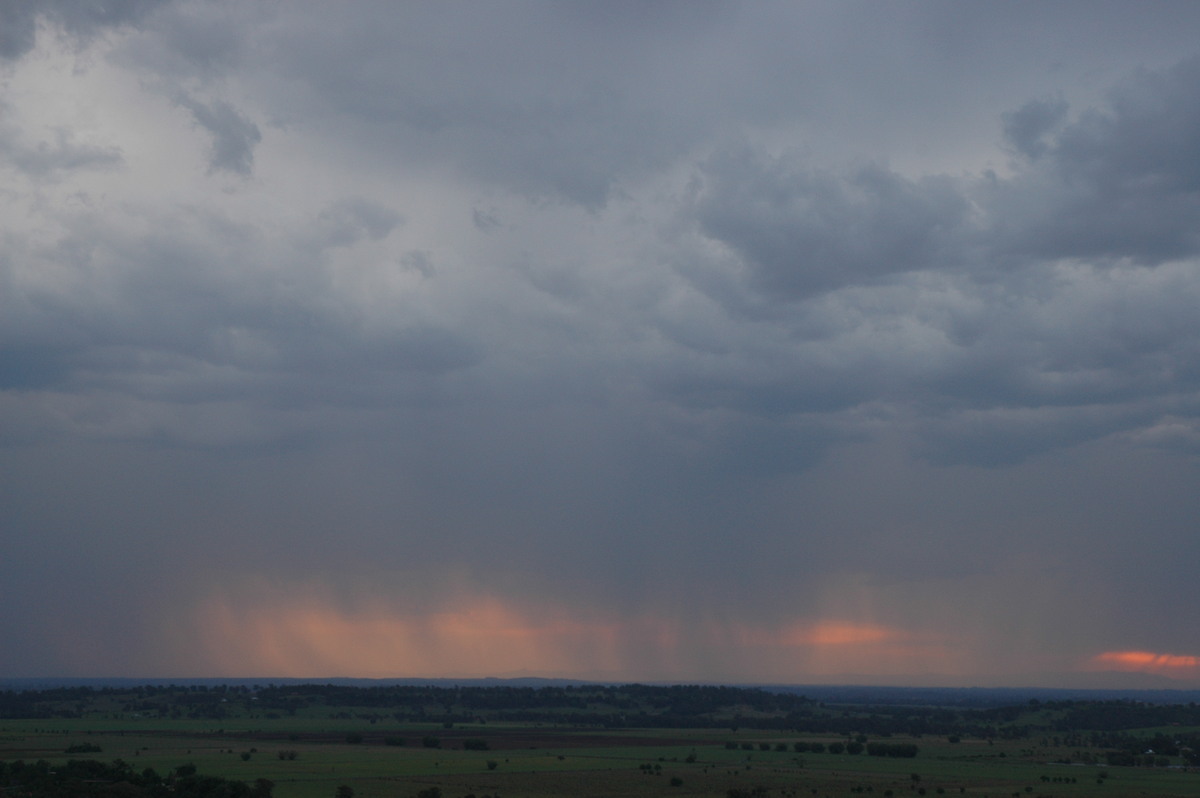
[191,595,638,678]
[715,620,907,648]
[174,583,953,681]
[792,621,901,646]
[1092,650,1200,672]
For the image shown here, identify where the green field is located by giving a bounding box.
[3,684,1200,798]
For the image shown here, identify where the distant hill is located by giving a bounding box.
[4,675,1200,706]
[0,676,592,692]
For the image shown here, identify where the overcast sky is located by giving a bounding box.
[3,0,1200,687]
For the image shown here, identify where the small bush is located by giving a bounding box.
[65,744,103,754]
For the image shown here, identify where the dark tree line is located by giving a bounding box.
[0,759,274,798]
[6,684,1200,748]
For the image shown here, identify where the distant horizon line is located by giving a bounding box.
[5,674,1200,695]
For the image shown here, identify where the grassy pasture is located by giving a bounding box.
[2,723,1198,798]
[4,697,1200,798]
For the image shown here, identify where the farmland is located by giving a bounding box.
[2,683,1200,797]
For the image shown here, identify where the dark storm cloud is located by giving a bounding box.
[990,57,1200,264]
[5,3,1199,462]
[200,2,756,208]
[0,195,474,446]
[1001,97,1068,160]
[695,52,1200,298]
[693,148,970,299]
[0,344,74,390]
[113,0,246,77]
[175,93,262,177]
[315,198,403,247]
[6,1,1200,683]
[0,105,123,177]
[669,49,1200,468]
[0,0,161,60]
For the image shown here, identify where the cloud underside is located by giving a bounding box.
[3,2,1200,683]
[4,41,1199,466]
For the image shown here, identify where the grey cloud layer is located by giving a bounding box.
[679,55,1200,464]
[693,151,970,297]
[174,93,261,176]
[5,2,1199,467]
[0,0,159,60]
[4,1,1200,679]
[0,114,123,177]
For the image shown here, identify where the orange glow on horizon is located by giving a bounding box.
[711,619,909,649]
[189,595,642,679]
[788,621,902,646]
[171,585,960,681]
[1091,650,1200,674]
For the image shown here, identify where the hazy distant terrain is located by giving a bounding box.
[5,677,1200,708]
